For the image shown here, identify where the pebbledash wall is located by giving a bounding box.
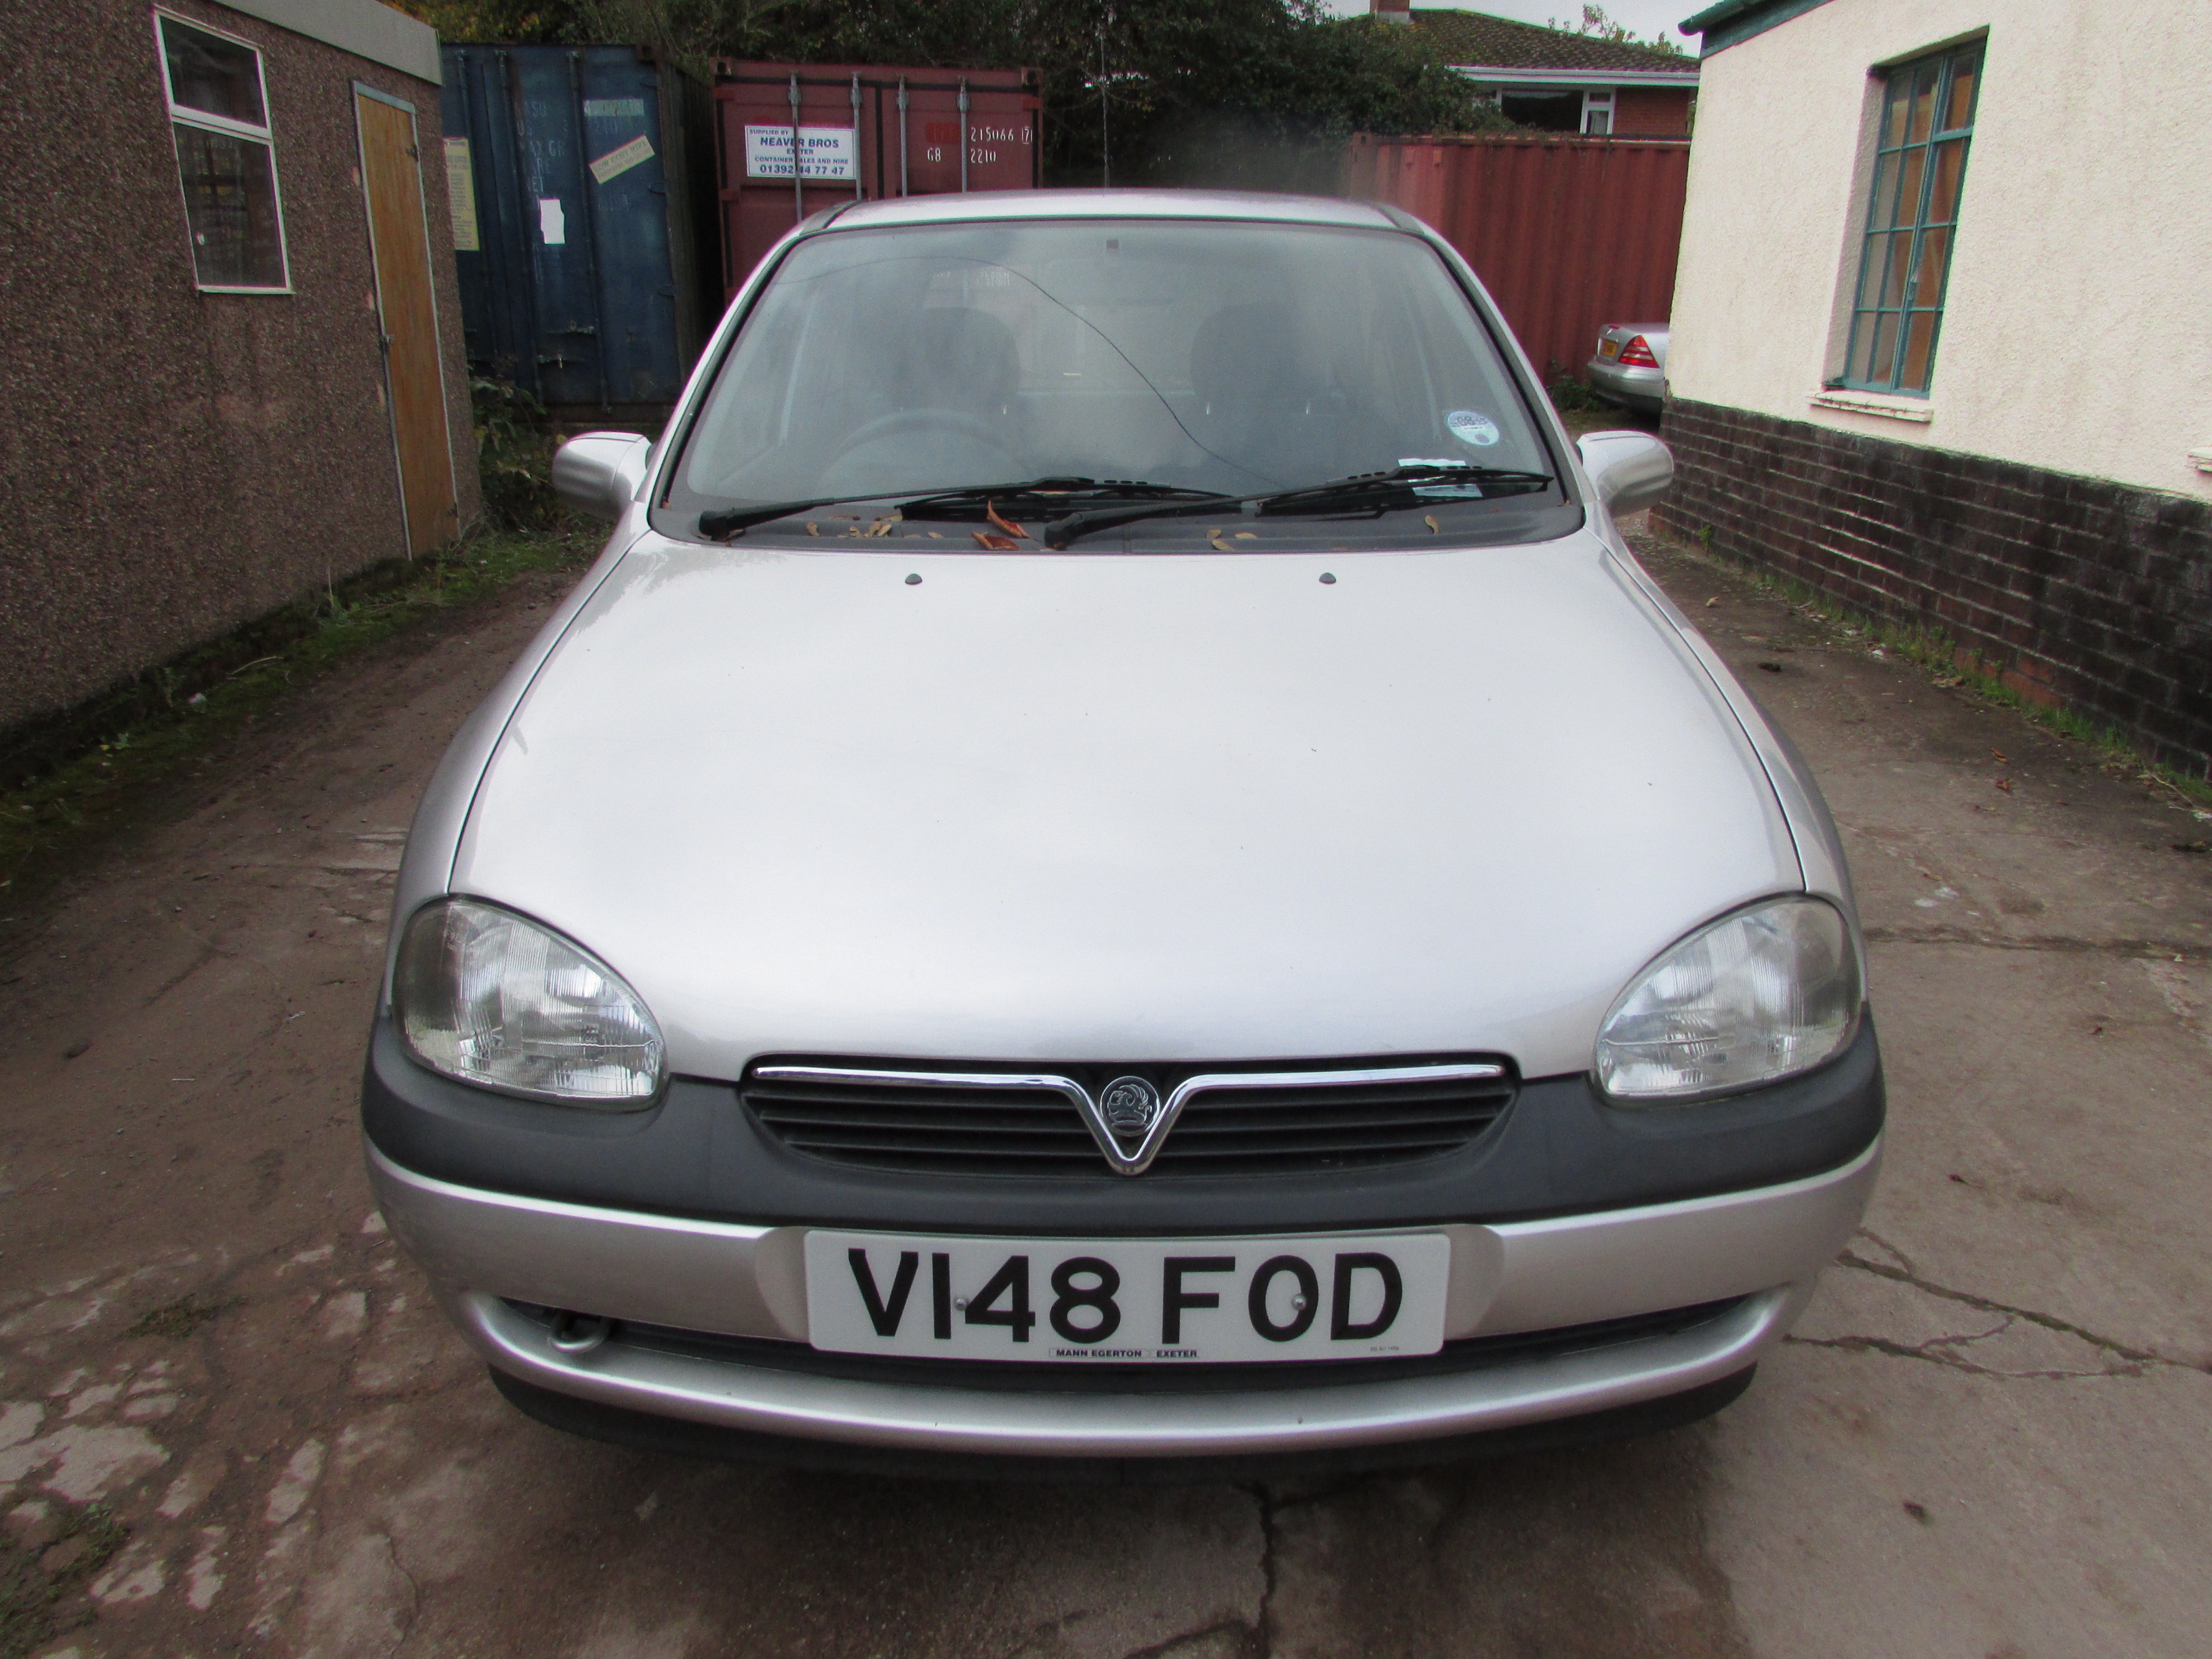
[0,0,477,746]
[1658,0,2212,777]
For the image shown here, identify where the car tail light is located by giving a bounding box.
[1618,335,1659,368]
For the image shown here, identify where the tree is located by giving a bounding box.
[1542,3,1686,56]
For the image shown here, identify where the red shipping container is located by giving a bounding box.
[713,62,1042,300]
[1342,133,1690,384]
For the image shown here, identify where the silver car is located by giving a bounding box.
[1587,323,1671,415]
[364,192,1880,1477]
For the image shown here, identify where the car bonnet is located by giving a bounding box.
[447,529,1799,1080]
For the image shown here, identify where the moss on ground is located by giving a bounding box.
[123,1292,239,1340]
[0,525,599,890]
[0,1500,127,1659]
[1640,526,2212,811]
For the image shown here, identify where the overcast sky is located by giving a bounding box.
[1315,0,1704,52]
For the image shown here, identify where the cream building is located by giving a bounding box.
[1658,0,2211,779]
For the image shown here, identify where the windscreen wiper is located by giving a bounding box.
[697,478,1221,541]
[1252,464,1553,517]
[1046,464,1554,550]
[697,494,901,540]
[896,478,1223,521]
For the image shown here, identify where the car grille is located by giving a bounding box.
[741,1057,1517,1178]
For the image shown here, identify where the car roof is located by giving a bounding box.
[823,188,1405,234]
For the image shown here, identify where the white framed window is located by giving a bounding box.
[154,9,291,292]
[1580,89,1615,136]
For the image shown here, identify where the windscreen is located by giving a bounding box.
[663,218,1572,550]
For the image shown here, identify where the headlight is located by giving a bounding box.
[1595,896,1861,1103]
[393,898,665,1106]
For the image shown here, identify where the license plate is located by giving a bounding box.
[804,1230,1450,1364]
[1600,338,1619,358]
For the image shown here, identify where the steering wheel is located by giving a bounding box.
[827,407,1021,471]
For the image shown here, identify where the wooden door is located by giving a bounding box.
[355,86,457,554]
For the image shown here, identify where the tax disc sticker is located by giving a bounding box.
[1448,409,1501,447]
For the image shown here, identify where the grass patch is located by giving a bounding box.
[0,1500,127,1659]
[123,1291,239,1340]
[1652,528,2212,811]
[0,523,599,889]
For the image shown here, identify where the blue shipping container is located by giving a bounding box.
[439,45,717,422]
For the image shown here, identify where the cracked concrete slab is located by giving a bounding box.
[0,532,2205,1657]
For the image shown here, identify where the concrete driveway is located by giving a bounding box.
[2,531,2208,1659]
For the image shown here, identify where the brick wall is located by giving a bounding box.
[1612,87,1694,138]
[1656,399,2212,779]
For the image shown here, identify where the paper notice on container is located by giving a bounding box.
[537,197,565,245]
[443,138,480,252]
[588,134,655,185]
[743,123,857,181]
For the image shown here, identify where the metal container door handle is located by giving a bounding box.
[568,50,611,409]
[897,77,909,197]
[958,79,969,193]
[789,73,802,222]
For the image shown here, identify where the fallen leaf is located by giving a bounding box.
[987,502,1030,540]
[1233,531,1257,540]
[1208,532,1231,551]
[971,531,1021,552]
[1705,596,1721,607]
[1423,514,1441,533]
[926,531,944,539]
[805,522,819,536]
[1994,777,2014,794]
[1990,749,2009,764]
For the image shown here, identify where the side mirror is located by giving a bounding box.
[1576,430,1674,518]
[552,431,654,522]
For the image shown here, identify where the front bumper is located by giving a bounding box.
[368,1136,1879,1459]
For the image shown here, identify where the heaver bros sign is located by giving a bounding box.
[743,124,858,180]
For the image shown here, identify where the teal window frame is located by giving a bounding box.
[1839,42,1982,396]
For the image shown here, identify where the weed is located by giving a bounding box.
[472,377,569,531]
[1547,375,1608,413]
